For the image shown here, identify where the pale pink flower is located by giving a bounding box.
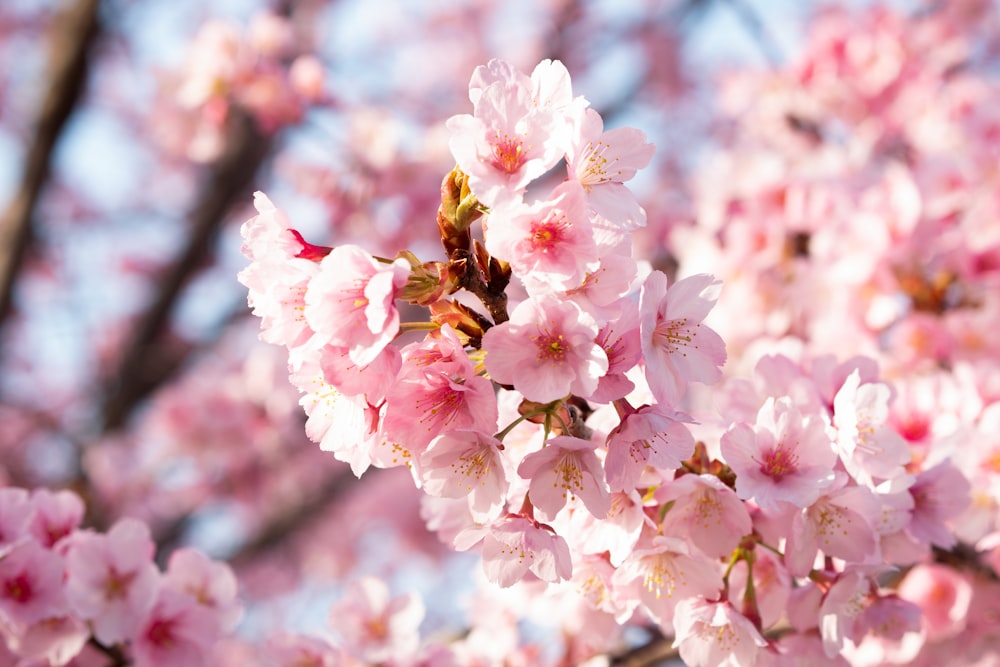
[819,568,875,658]
[238,192,321,350]
[657,474,752,559]
[567,107,655,233]
[485,180,599,295]
[605,404,694,493]
[721,397,837,512]
[897,563,972,641]
[588,299,642,403]
[611,535,722,629]
[131,586,219,667]
[482,295,608,403]
[639,272,727,406]
[725,547,791,630]
[672,598,768,667]
[906,460,970,549]
[0,487,32,557]
[328,576,424,663]
[27,489,83,549]
[420,430,511,522]
[0,539,66,626]
[517,435,610,520]
[64,518,160,645]
[264,632,340,667]
[163,548,242,632]
[785,486,881,577]
[479,514,573,587]
[294,359,382,477]
[562,489,648,567]
[4,615,89,667]
[304,244,410,367]
[832,370,911,487]
[447,66,563,207]
[382,326,498,458]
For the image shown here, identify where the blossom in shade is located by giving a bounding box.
[720,397,837,512]
[482,295,608,403]
[420,430,511,522]
[0,539,66,626]
[611,535,722,629]
[605,404,694,493]
[328,576,424,663]
[163,548,242,632]
[0,487,32,557]
[382,326,499,458]
[785,486,881,577]
[64,518,159,645]
[905,460,970,549]
[131,586,219,667]
[304,244,410,367]
[26,489,84,550]
[517,435,610,520]
[657,474,753,559]
[671,598,768,667]
[480,514,573,587]
[639,272,727,406]
[485,181,599,295]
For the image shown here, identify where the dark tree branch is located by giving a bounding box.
[100,109,272,432]
[0,0,101,326]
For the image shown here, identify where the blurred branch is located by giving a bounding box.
[610,632,678,667]
[100,109,272,432]
[0,0,101,326]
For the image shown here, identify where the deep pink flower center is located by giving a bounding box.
[530,216,568,252]
[4,574,32,603]
[491,133,526,174]
[759,445,799,481]
[146,618,177,647]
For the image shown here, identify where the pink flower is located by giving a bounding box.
[479,514,573,587]
[611,535,722,629]
[483,295,607,403]
[589,298,642,403]
[639,272,727,406]
[605,404,695,493]
[304,244,410,367]
[420,430,511,522]
[720,397,837,512]
[0,488,32,557]
[785,486,881,577]
[64,518,160,645]
[238,192,321,350]
[131,586,219,667]
[566,107,655,233]
[832,370,911,487]
[382,326,499,458]
[27,489,83,549]
[485,180,599,295]
[517,435,610,520]
[4,615,89,667]
[896,563,972,641]
[0,539,66,627]
[671,598,768,667]
[163,548,242,632]
[657,474,753,559]
[264,632,340,667]
[906,460,970,549]
[448,61,567,207]
[328,576,424,663]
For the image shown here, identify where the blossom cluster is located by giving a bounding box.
[239,55,986,667]
[156,10,326,162]
[0,487,241,666]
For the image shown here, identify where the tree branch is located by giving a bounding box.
[0,0,101,325]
